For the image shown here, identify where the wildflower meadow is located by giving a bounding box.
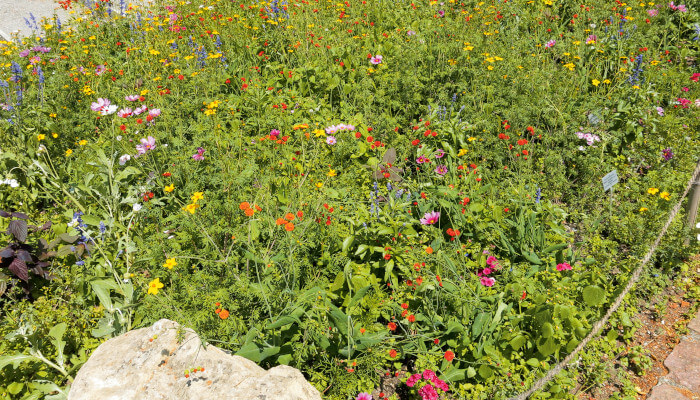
[0,0,699,399]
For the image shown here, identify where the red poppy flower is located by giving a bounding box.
[444,350,455,361]
[389,349,397,358]
[387,322,397,331]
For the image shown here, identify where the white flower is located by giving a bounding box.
[119,154,131,165]
[133,203,142,212]
[101,105,118,115]
[1,178,19,187]
[696,222,700,229]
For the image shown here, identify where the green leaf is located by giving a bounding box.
[466,367,477,378]
[342,235,355,253]
[509,335,527,350]
[235,342,262,362]
[440,368,466,382]
[478,364,493,379]
[526,358,540,367]
[541,322,554,338]
[91,280,118,312]
[349,285,371,308]
[582,285,606,306]
[48,323,67,368]
[0,354,38,370]
[266,315,301,330]
[472,312,489,338]
[7,381,23,395]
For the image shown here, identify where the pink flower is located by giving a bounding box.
[657,106,665,116]
[480,276,496,287]
[90,98,117,115]
[192,147,205,161]
[677,98,691,108]
[270,129,280,137]
[648,9,659,16]
[148,108,161,118]
[691,73,700,82]
[486,255,499,267]
[477,267,492,277]
[545,39,556,48]
[418,384,439,400]
[133,105,148,115]
[406,373,422,387]
[356,393,372,400]
[556,262,572,271]
[420,211,440,225]
[416,155,428,164]
[434,165,448,176]
[370,55,383,65]
[117,107,133,118]
[135,136,156,156]
[125,95,139,101]
[422,369,437,381]
[586,34,597,44]
[431,377,449,392]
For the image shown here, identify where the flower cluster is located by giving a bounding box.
[184,192,203,214]
[214,302,229,320]
[406,369,449,400]
[276,211,302,231]
[575,131,601,146]
[239,201,262,217]
[325,123,355,135]
[556,262,572,272]
[477,255,499,286]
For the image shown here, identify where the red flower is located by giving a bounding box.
[434,338,440,344]
[517,139,528,146]
[366,136,374,142]
[389,349,397,358]
[407,315,416,323]
[401,303,409,309]
[387,322,397,331]
[411,139,420,146]
[444,350,455,362]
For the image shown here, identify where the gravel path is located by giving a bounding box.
[0,0,67,40]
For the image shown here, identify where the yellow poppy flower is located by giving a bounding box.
[163,258,177,269]
[148,278,164,295]
[191,192,204,203]
[659,191,670,200]
[164,184,174,193]
[647,187,659,195]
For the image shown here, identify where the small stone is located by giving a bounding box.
[687,311,700,334]
[646,384,691,400]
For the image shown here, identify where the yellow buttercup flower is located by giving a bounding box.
[327,169,337,177]
[37,134,46,141]
[65,149,73,156]
[79,140,87,146]
[164,184,174,193]
[647,187,659,195]
[592,79,600,87]
[659,191,670,200]
[639,207,648,213]
[457,149,468,156]
[147,278,164,295]
[163,258,177,269]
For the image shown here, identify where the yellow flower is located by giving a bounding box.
[592,79,600,87]
[457,149,468,156]
[191,192,204,203]
[37,134,46,141]
[164,184,174,193]
[314,129,325,137]
[184,203,200,214]
[315,182,323,188]
[327,169,337,177]
[147,278,164,295]
[647,187,659,195]
[639,207,648,213]
[163,258,177,269]
[659,191,670,200]
[49,113,57,118]
[52,132,58,138]
[79,140,87,146]
[65,149,73,156]
[563,63,575,71]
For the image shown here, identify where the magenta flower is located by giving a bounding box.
[418,384,439,400]
[434,149,445,158]
[406,373,422,387]
[416,155,428,164]
[326,136,337,145]
[656,106,665,116]
[480,276,496,287]
[135,136,156,156]
[556,263,572,272]
[117,108,133,118]
[431,377,449,392]
[420,211,440,225]
[435,165,448,176]
[545,39,556,48]
[586,34,597,44]
[486,255,499,267]
[370,55,383,65]
[95,65,106,75]
[270,129,280,137]
[355,393,372,400]
[677,98,691,108]
[148,108,161,118]
[691,73,700,82]
[192,147,205,161]
[422,369,437,380]
[648,9,659,16]
[125,94,139,102]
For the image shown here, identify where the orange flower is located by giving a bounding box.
[296,210,304,219]
[285,212,295,221]
[276,218,287,225]
[244,208,255,217]
[254,204,262,211]
[426,246,434,254]
[219,309,230,320]
[239,202,250,210]
[444,350,455,362]
[284,222,295,231]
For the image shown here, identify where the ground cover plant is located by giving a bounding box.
[0,0,699,399]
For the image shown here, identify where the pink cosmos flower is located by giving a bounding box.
[270,129,280,137]
[192,147,205,161]
[434,149,445,158]
[370,55,383,65]
[556,262,572,271]
[435,165,448,176]
[135,136,156,156]
[416,155,428,164]
[117,108,133,118]
[420,211,440,225]
[95,65,106,75]
[326,136,337,145]
[657,106,665,116]
[356,393,372,400]
[90,98,117,115]
[545,40,556,48]
[133,105,148,115]
[148,108,161,118]
[480,276,496,287]
[125,95,139,102]
[648,9,659,16]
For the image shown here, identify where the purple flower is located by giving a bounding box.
[662,148,674,161]
[656,106,665,116]
[125,94,139,102]
[326,136,337,145]
[135,136,156,156]
[370,55,383,65]
[648,9,659,16]
[95,65,106,75]
[435,165,448,176]
[148,108,161,118]
[407,30,416,36]
[420,211,440,225]
[437,10,445,17]
[192,147,205,161]
[355,393,372,400]
[19,49,30,57]
[117,108,133,118]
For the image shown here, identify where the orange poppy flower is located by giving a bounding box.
[244,208,255,217]
[276,218,287,225]
[285,212,295,221]
[219,309,230,320]
[239,202,250,210]
[284,222,295,231]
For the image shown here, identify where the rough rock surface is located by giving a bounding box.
[68,319,322,400]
